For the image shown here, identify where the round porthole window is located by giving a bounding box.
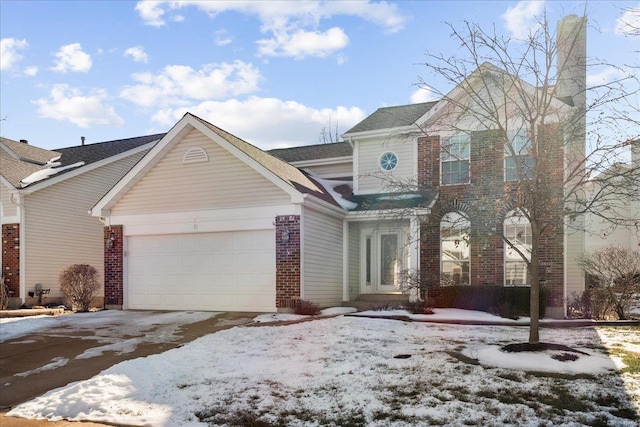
[379,151,398,171]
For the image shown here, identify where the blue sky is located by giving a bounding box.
[1,1,638,150]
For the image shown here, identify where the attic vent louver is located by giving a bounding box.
[183,147,208,164]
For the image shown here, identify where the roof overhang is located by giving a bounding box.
[92,114,308,217]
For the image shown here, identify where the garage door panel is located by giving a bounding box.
[127,230,275,311]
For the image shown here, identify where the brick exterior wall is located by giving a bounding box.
[417,127,565,313]
[275,215,301,310]
[2,223,20,298]
[104,225,124,308]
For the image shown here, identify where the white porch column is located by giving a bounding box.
[343,220,350,302]
[408,216,421,302]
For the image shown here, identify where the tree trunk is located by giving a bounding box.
[529,228,541,344]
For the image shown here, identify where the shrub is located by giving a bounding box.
[59,264,100,312]
[403,301,434,315]
[427,285,546,318]
[293,299,321,316]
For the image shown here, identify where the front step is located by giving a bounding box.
[342,294,409,311]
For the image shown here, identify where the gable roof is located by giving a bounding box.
[268,141,352,163]
[344,102,438,135]
[92,113,342,216]
[1,135,163,190]
[54,134,166,168]
[190,115,339,207]
[1,138,61,188]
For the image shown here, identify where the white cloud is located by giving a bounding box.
[615,5,640,37]
[257,27,348,58]
[410,87,438,103]
[0,38,28,70]
[214,29,233,46]
[150,96,366,149]
[501,1,545,39]
[34,84,125,128]
[124,46,149,63]
[51,43,92,73]
[120,60,262,107]
[587,66,630,87]
[24,66,38,76]
[134,1,405,58]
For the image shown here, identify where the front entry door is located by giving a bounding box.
[378,233,400,292]
[361,226,406,294]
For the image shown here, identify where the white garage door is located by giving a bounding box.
[126,230,276,311]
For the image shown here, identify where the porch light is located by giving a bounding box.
[281,229,290,243]
[105,233,115,250]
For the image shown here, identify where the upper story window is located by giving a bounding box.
[504,210,532,286]
[379,151,398,172]
[505,131,535,181]
[441,134,470,185]
[440,211,470,286]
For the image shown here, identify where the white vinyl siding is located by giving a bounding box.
[356,138,416,194]
[1,183,17,218]
[348,222,360,300]
[302,206,343,307]
[299,162,352,179]
[113,129,290,215]
[23,153,145,299]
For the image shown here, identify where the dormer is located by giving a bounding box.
[343,102,437,195]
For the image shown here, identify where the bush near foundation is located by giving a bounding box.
[426,285,547,319]
[59,264,100,312]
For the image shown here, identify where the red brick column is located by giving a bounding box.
[2,224,20,298]
[275,215,300,310]
[104,225,123,309]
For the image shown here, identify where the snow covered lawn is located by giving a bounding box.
[6,309,640,426]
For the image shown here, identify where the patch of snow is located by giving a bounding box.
[20,161,85,187]
[312,176,358,210]
[15,357,69,377]
[8,317,638,426]
[0,315,63,342]
[320,306,357,316]
[253,307,357,323]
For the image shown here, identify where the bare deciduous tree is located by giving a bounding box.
[578,246,640,320]
[374,12,639,344]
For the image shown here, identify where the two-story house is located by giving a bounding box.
[92,16,587,318]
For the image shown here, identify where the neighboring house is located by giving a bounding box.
[1,135,163,308]
[585,144,640,254]
[89,15,587,318]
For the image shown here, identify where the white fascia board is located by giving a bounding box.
[342,125,419,141]
[1,176,17,191]
[21,142,156,195]
[291,156,352,168]
[301,194,347,218]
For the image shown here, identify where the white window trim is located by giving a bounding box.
[440,212,471,286]
[378,151,399,172]
[440,135,470,186]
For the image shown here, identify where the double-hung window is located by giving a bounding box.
[441,134,470,185]
[505,131,535,181]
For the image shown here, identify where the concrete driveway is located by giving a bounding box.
[0,310,257,417]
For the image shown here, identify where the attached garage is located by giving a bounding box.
[126,230,276,311]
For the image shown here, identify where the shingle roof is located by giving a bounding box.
[55,133,165,167]
[268,141,352,163]
[1,137,60,165]
[344,102,438,134]
[190,114,341,207]
[348,190,438,212]
[1,138,62,188]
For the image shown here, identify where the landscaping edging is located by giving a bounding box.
[0,308,66,318]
